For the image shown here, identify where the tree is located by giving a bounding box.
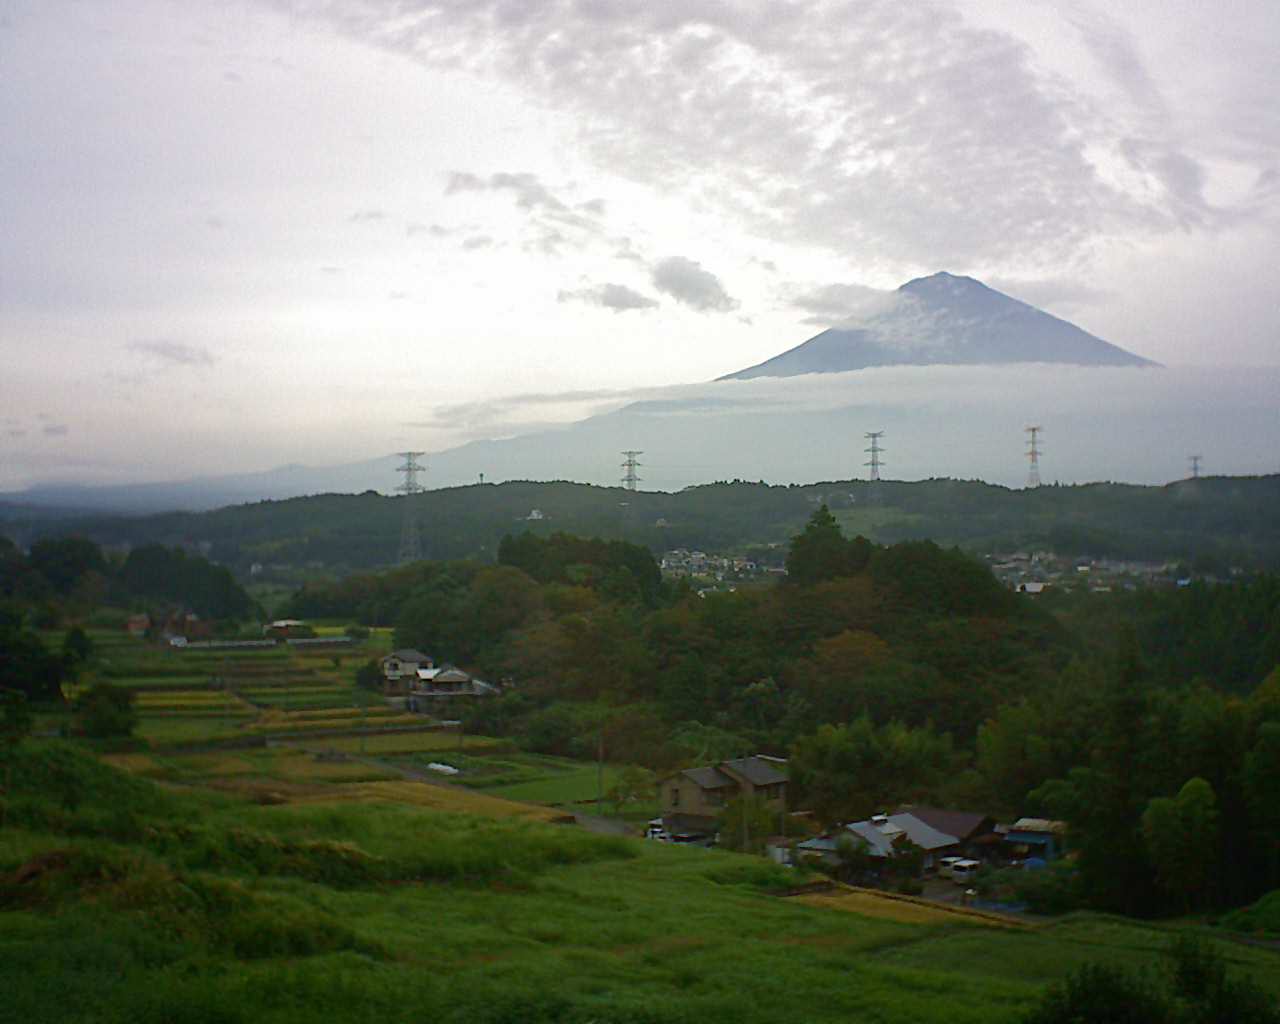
[0,626,66,703]
[76,683,136,738]
[785,506,869,586]
[606,765,655,814]
[0,688,33,828]
[1142,777,1220,912]
[1242,722,1280,889]
[835,833,876,881]
[355,659,383,691]
[715,794,780,853]
[61,626,94,666]
[27,536,106,594]
[789,717,956,826]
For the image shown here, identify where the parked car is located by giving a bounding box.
[937,855,964,878]
[644,820,670,841]
[951,859,982,884]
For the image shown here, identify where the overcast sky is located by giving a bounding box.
[2,0,1277,491]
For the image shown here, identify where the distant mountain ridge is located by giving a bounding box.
[720,272,1156,379]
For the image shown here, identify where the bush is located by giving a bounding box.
[1009,862,1084,915]
[1022,936,1279,1024]
[1219,889,1280,938]
[704,860,798,893]
[76,683,137,738]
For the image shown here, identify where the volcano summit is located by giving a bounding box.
[720,273,1157,379]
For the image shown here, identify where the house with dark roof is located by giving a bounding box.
[657,755,788,835]
[897,807,998,858]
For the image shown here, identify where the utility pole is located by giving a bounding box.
[1025,426,1043,488]
[395,451,426,565]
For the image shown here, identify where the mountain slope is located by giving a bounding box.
[720,272,1156,379]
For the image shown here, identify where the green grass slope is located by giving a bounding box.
[2,743,1277,1024]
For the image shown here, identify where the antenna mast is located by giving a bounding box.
[395,451,426,565]
[621,450,643,491]
[1025,426,1043,488]
[1188,454,1202,479]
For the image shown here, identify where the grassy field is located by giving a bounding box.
[426,750,628,807]
[2,741,1277,1024]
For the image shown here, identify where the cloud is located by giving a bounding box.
[558,282,659,312]
[651,256,738,313]
[445,169,607,255]
[127,339,217,368]
[42,424,69,437]
[349,208,387,222]
[461,235,494,250]
[406,221,450,237]
[295,1,1279,271]
[789,283,904,325]
[403,384,680,438]
[446,171,568,214]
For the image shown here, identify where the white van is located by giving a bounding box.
[951,859,982,884]
[937,856,964,879]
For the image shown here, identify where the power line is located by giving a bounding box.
[395,451,426,565]
[1025,426,1043,488]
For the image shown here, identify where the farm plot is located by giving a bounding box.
[320,731,512,756]
[242,710,424,733]
[134,715,249,746]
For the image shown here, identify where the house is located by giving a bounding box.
[381,649,433,684]
[794,811,970,873]
[657,755,788,836]
[1003,817,1066,862]
[263,619,314,640]
[125,613,150,638]
[405,665,498,711]
[897,807,999,860]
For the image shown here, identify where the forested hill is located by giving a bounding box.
[6,474,1280,576]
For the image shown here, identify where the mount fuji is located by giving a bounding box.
[720,272,1156,379]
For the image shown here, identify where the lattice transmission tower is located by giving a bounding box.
[864,431,885,503]
[864,431,885,481]
[1189,454,1202,479]
[1025,426,1043,488]
[395,451,426,565]
[621,450,643,491]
